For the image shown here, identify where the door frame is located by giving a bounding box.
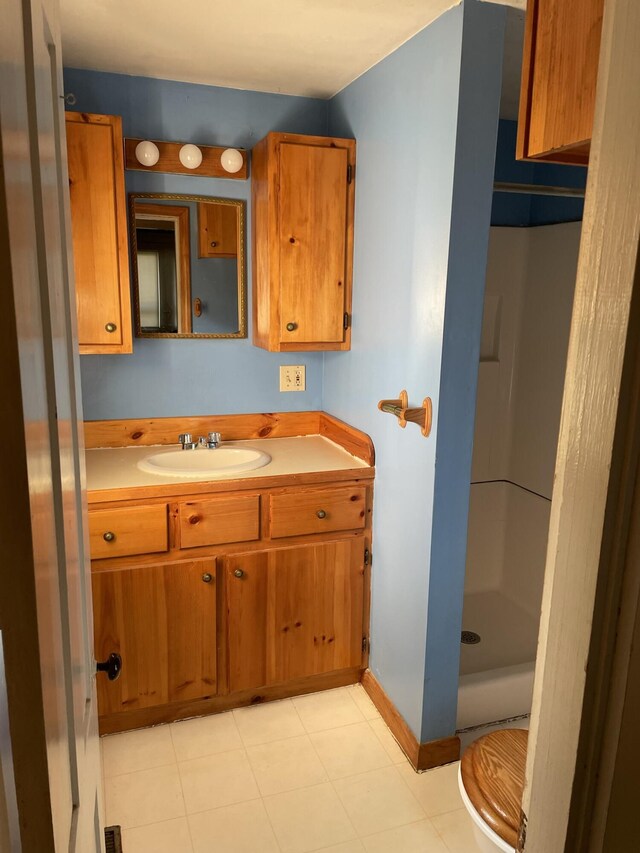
[519,0,640,849]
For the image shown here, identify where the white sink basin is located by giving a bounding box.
[137,446,272,478]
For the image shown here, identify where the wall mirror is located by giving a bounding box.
[129,193,246,338]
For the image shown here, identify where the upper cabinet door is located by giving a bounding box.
[66,112,132,353]
[516,0,604,165]
[278,143,348,345]
[252,132,356,352]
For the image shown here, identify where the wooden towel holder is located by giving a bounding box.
[378,390,432,437]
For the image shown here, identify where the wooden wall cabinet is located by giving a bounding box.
[197,201,238,258]
[65,112,132,353]
[517,0,604,165]
[252,132,356,352]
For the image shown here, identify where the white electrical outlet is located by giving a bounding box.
[280,364,306,392]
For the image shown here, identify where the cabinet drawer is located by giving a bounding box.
[179,495,260,549]
[89,505,168,559]
[270,487,366,539]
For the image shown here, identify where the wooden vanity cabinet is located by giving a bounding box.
[65,111,132,353]
[516,0,604,164]
[92,558,217,716]
[252,132,356,352]
[89,476,372,733]
[224,539,365,693]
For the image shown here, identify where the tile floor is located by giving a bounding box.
[102,685,484,853]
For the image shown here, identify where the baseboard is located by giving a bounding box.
[361,669,460,771]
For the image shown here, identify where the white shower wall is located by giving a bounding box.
[459,223,581,726]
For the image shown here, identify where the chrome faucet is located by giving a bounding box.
[199,432,221,449]
[178,433,198,450]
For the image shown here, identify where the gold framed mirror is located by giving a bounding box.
[129,193,246,339]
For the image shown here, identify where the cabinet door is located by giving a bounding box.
[92,559,217,716]
[197,202,238,257]
[516,0,603,164]
[65,112,132,353]
[225,539,364,693]
[278,142,348,344]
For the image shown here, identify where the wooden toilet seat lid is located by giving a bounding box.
[460,729,528,848]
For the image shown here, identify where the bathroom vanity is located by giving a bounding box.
[86,412,374,734]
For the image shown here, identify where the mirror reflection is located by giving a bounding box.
[130,194,246,338]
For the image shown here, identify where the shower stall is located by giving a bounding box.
[458,220,581,730]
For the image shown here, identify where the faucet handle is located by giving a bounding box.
[179,433,193,445]
[208,432,221,444]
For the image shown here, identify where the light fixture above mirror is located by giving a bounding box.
[126,137,247,179]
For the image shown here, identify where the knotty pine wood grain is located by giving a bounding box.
[84,411,322,448]
[93,558,217,716]
[269,486,366,538]
[88,504,168,559]
[251,132,355,352]
[178,494,260,549]
[66,112,132,352]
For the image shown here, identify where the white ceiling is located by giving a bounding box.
[60,0,525,102]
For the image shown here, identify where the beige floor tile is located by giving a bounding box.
[188,799,279,853]
[293,688,365,733]
[316,842,366,852]
[233,699,305,746]
[362,819,449,852]
[310,721,392,780]
[431,808,484,853]
[368,718,408,765]
[121,817,193,853]
[105,764,185,829]
[171,711,243,761]
[333,765,425,836]
[397,761,463,817]
[179,748,260,814]
[247,733,328,795]
[264,781,358,853]
[347,685,380,721]
[101,726,176,778]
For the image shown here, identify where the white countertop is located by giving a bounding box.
[86,435,371,493]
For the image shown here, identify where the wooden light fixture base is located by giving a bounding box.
[124,138,248,180]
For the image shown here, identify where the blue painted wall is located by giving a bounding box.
[325,0,505,741]
[492,119,587,226]
[64,69,329,419]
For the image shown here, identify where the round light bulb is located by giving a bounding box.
[220,148,244,174]
[135,140,160,167]
[179,144,203,170]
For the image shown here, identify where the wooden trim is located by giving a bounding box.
[84,411,375,461]
[132,202,192,334]
[520,0,640,849]
[319,412,375,466]
[361,670,460,771]
[124,137,248,180]
[84,411,322,448]
[99,666,362,734]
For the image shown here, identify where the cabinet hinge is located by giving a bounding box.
[364,548,370,566]
[362,636,369,654]
[347,163,353,184]
[343,312,350,330]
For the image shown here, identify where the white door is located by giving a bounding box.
[0,0,104,850]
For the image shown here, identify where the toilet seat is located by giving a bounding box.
[460,729,528,849]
